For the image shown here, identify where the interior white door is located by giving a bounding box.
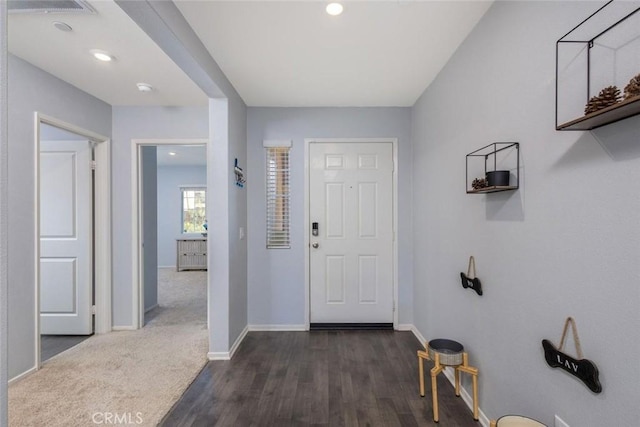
[309,142,394,324]
[40,140,93,335]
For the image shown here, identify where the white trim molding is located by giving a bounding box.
[111,326,138,331]
[443,367,490,427]
[248,324,307,332]
[8,367,37,385]
[208,325,249,360]
[263,139,292,148]
[130,138,208,330]
[34,113,111,371]
[229,325,249,359]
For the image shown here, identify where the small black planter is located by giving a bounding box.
[486,170,510,187]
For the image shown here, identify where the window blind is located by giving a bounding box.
[266,146,290,248]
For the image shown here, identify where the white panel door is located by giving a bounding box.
[309,142,394,323]
[40,140,93,335]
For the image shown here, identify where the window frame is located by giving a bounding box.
[180,186,207,235]
[265,141,291,249]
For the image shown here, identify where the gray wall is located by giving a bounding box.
[116,0,248,355]
[111,106,208,327]
[227,97,248,347]
[411,2,640,425]
[7,55,111,378]
[247,107,413,327]
[157,165,207,267]
[141,146,158,312]
[1,2,8,423]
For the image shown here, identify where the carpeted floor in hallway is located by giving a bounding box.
[9,268,207,427]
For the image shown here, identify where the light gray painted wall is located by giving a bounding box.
[1,2,8,423]
[7,55,111,378]
[111,106,208,327]
[247,107,413,326]
[116,0,248,354]
[157,165,207,267]
[142,146,158,312]
[411,2,640,425]
[227,96,248,346]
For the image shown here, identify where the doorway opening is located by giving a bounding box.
[132,139,208,330]
[35,114,111,367]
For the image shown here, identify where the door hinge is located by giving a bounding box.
[91,305,96,315]
[91,160,97,170]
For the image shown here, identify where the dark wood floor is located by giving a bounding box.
[161,331,479,427]
[40,334,92,362]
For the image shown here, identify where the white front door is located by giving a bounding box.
[40,140,93,335]
[309,142,394,324]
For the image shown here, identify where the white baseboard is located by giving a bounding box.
[407,324,490,427]
[207,351,230,360]
[229,325,249,359]
[442,367,490,427]
[144,304,159,313]
[208,325,249,361]
[9,366,37,385]
[405,324,427,347]
[248,324,307,331]
[112,325,137,331]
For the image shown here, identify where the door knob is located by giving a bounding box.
[312,242,319,248]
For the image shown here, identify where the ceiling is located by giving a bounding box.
[8,0,208,106]
[177,1,492,107]
[156,145,207,166]
[8,0,492,107]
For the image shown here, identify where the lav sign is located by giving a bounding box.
[542,339,602,393]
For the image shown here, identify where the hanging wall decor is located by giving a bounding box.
[542,317,602,393]
[234,158,245,188]
[460,256,482,296]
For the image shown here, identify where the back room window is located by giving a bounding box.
[181,187,206,233]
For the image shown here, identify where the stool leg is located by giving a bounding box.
[431,368,439,422]
[430,353,443,423]
[454,367,460,397]
[472,372,479,421]
[418,353,425,397]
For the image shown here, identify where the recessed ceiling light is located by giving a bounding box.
[90,49,115,62]
[136,82,153,92]
[52,21,73,32]
[326,2,343,16]
[168,152,177,156]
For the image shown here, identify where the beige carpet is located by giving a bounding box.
[9,268,208,427]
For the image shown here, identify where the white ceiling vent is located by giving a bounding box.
[8,0,95,14]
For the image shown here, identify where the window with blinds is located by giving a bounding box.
[266,146,290,248]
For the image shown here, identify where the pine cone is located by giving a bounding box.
[624,73,640,100]
[584,85,621,115]
[471,177,488,190]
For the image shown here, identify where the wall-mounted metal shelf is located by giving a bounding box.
[466,142,519,194]
[557,96,640,131]
[556,1,640,131]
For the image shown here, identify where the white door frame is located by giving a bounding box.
[304,138,399,329]
[34,113,112,369]
[131,138,208,329]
